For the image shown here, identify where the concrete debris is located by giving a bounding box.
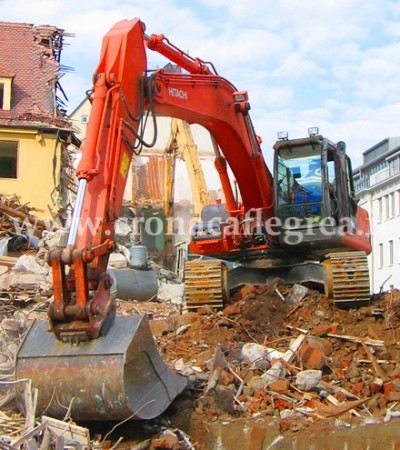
[158,281,185,306]
[0,238,10,256]
[13,254,49,275]
[261,361,286,388]
[287,283,308,305]
[38,229,68,252]
[108,251,129,269]
[295,370,322,391]
[240,342,270,365]
[115,217,134,247]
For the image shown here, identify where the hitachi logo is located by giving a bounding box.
[168,87,188,100]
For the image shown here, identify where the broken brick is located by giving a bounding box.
[230,284,257,302]
[269,379,290,394]
[299,340,326,370]
[218,369,233,386]
[352,381,364,395]
[370,378,384,394]
[298,307,312,320]
[384,381,395,400]
[150,432,179,449]
[279,419,291,433]
[312,324,332,337]
[223,303,242,316]
[255,285,269,295]
[272,397,292,411]
[150,319,173,337]
[196,306,214,315]
[176,312,198,326]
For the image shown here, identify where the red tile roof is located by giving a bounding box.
[0,66,15,77]
[0,21,70,128]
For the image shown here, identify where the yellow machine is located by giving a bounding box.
[164,118,211,269]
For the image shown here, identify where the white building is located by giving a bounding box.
[354,137,400,293]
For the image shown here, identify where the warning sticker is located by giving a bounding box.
[119,152,130,179]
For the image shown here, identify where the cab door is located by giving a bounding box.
[333,141,358,233]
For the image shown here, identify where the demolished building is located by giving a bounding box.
[0,22,80,220]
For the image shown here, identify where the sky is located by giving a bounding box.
[2,0,400,169]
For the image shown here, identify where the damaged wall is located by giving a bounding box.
[0,22,78,219]
[0,22,72,119]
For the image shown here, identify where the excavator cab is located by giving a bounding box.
[273,128,364,253]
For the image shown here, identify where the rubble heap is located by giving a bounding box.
[0,195,50,240]
[152,283,400,435]
[0,253,400,447]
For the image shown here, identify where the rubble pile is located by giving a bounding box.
[0,255,53,308]
[0,252,400,446]
[0,195,51,247]
[151,283,400,434]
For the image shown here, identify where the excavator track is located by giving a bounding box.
[326,251,371,306]
[184,259,228,310]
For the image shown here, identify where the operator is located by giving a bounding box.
[305,159,322,179]
[291,160,322,205]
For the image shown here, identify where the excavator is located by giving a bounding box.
[165,118,211,219]
[16,18,371,422]
[185,128,372,309]
[164,118,211,271]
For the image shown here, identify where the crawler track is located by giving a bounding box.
[184,259,228,310]
[327,251,371,306]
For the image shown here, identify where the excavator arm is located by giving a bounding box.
[15,18,276,422]
[47,18,275,340]
[168,118,211,219]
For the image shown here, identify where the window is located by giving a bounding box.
[398,190,400,216]
[389,240,394,266]
[0,141,18,178]
[0,83,4,109]
[399,238,400,263]
[385,195,390,220]
[379,243,383,269]
[0,76,12,110]
[275,143,324,225]
[389,157,399,176]
[378,198,382,222]
[81,115,89,124]
[391,193,395,218]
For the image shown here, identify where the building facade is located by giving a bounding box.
[354,137,400,293]
[0,22,79,219]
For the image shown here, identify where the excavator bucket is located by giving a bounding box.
[15,315,188,421]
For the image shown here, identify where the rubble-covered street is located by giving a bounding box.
[1,240,400,448]
[0,195,399,449]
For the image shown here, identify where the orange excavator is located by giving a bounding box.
[16,18,371,421]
